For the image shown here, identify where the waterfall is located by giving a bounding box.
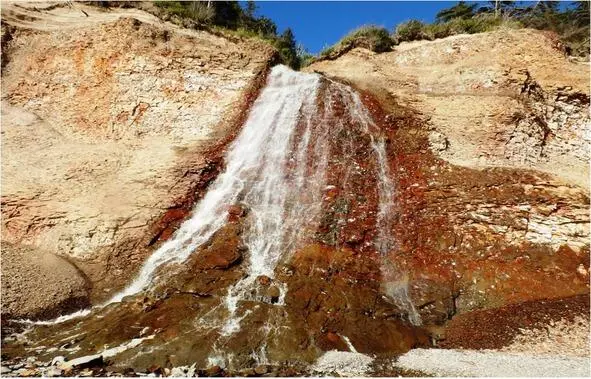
[29,65,420,327]
[110,65,322,303]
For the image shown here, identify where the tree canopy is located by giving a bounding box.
[436,1,478,23]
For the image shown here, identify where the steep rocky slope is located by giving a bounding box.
[308,28,589,349]
[309,29,589,188]
[1,1,276,318]
[1,5,589,374]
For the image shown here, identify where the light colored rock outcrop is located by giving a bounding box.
[1,2,275,314]
[308,29,590,252]
[308,29,590,188]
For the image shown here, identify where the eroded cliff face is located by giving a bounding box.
[307,29,590,326]
[1,2,276,318]
[1,7,589,374]
[309,29,590,188]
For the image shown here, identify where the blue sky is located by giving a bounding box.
[254,1,458,54]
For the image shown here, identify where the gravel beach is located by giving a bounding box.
[395,348,591,377]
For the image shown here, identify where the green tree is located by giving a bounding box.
[275,28,299,69]
[572,0,590,27]
[211,1,242,29]
[436,1,478,23]
[245,0,257,19]
[252,16,277,37]
[489,1,517,17]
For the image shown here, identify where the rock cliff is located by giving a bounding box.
[1,4,589,375]
[1,1,276,318]
[307,28,589,328]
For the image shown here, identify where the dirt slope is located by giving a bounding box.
[1,1,276,318]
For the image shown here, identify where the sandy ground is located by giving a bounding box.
[312,351,374,377]
[395,348,591,377]
[502,315,590,357]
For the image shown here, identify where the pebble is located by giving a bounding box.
[0,366,11,374]
[17,368,37,377]
[79,368,94,376]
[170,367,186,376]
[313,351,374,376]
[59,353,103,369]
[51,356,65,366]
[254,365,268,375]
[44,367,64,377]
[396,348,590,377]
[186,363,197,377]
[205,365,222,376]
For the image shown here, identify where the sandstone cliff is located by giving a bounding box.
[1,1,276,319]
[309,29,589,188]
[307,28,589,326]
[1,5,589,374]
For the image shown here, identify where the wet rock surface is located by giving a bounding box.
[308,28,589,334]
[1,71,429,374]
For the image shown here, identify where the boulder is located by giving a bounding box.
[257,275,272,286]
[254,364,269,375]
[266,286,281,303]
[1,243,89,320]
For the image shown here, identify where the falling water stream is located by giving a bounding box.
[6,65,421,369]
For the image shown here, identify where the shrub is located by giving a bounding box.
[296,43,315,68]
[185,1,215,24]
[341,25,393,53]
[420,22,452,40]
[318,25,392,60]
[393,19,427,43]
[393,14,521,44]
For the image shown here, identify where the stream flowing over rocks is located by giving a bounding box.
[1,2,589,377]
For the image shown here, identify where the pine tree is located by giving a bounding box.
[245,0,257,18]
[275,28,299,69]
[572,0,590,27]
[435,1,478,23]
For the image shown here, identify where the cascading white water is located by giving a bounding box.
[111,65,322,303]
[27,65,420,328]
